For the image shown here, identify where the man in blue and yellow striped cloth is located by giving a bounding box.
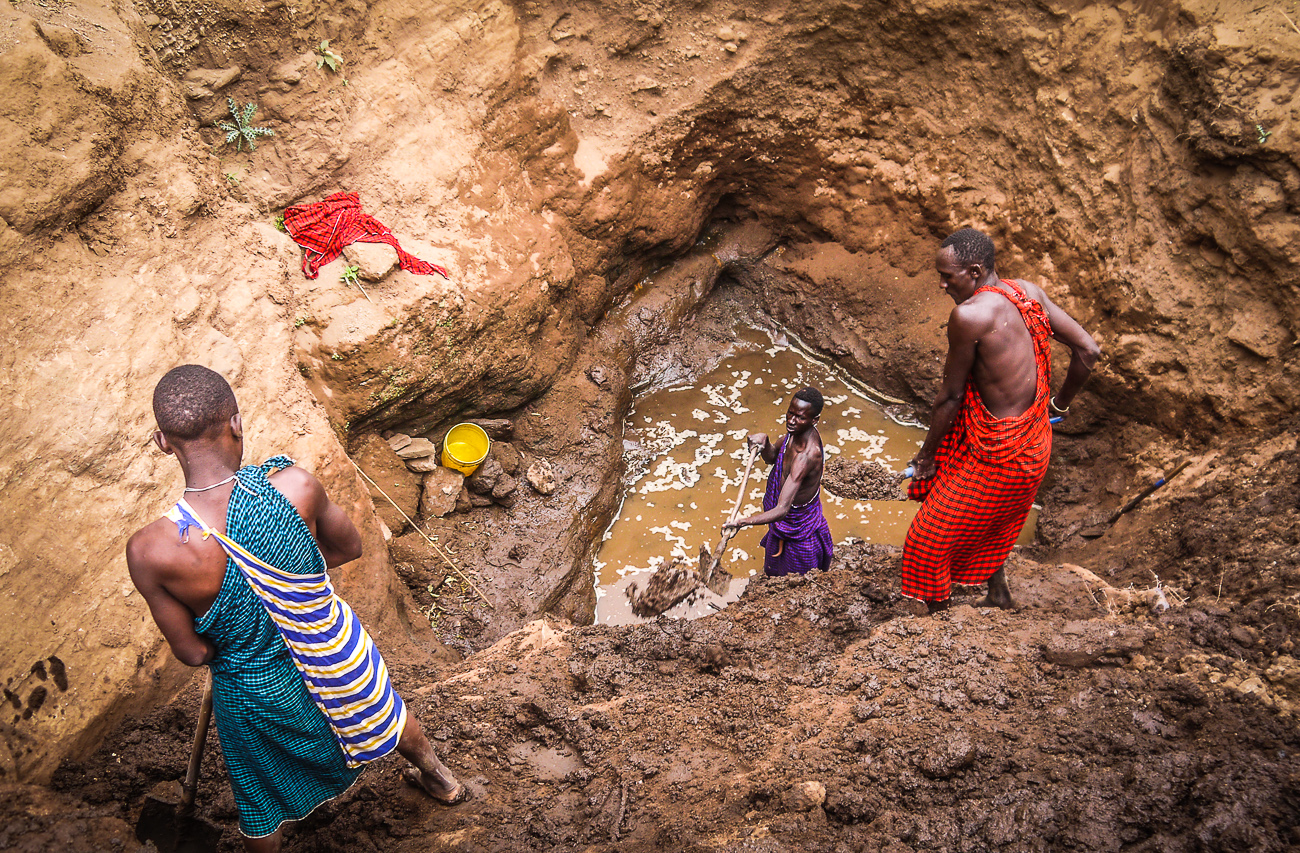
[127,365,467,852]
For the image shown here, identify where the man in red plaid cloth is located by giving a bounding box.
[902,228,1099,614]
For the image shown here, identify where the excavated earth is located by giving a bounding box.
[2,0,1299,850]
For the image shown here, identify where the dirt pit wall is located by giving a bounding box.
[1,0,1298,792]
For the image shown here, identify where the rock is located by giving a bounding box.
[471,418,514,439]
[182,66,241,99]
[269,52,314,85]
[723,41,739,53]
[492,475,518,499]
[420,467,464,519]
[586,366,607,386]
[406,456,443,473]
[470,492,494,508]
[342,241,397,282]
[1042,622,1146,667]
[631,75,661,93]
[492,441,522,475]
[395,437,437,459]
[467,456,504,495]
[783,780,826,812]
[915,733,976,779]
[352,434,420,534]
[526,459,557,495]
[455,484,473,514]
[494,489,518,508]
[387,433,412,452]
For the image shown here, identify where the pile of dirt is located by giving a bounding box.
[822,457,905,502]
[46,522,1300,851]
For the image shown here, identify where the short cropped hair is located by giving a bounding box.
[153,365,238,440]
[793,386,824,417]
[941,228,996,271]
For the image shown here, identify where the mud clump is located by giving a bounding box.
[823,457,904,501]
[626,555,704,617]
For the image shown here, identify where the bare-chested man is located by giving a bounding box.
[903,228,1099,613]
[724,386,834,576]
[126,365,466,852]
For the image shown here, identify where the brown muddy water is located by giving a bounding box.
[594,324,1041,624]
[595,325,919,625]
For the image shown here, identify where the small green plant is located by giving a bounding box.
[216,98,274,152]
[224,171,241,186]
[293,315,310,328]
[341,264,374,303]
[274,212,286,232]
[330,351,344,361]
[315,40,343,73]
[1256,123,1271,144]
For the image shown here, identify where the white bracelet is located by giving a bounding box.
[1049,397,1070,415]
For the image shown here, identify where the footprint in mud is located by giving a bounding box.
[5,655,69,722]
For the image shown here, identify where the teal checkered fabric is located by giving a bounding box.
[191,457,362,838]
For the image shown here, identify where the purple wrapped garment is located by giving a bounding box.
[759,435,834,576]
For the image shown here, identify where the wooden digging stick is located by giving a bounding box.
[180,669,214,812]
[703,444,761,585]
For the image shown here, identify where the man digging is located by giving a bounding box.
[724,386,834,576]
[126,365,467,852]
[902,228,1099,614]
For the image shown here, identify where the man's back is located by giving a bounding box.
[954,279,1042,419]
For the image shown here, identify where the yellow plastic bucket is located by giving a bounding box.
[441,423,491,475]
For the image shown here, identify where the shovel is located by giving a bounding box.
[700,443,761,592]
[1079,459,1190,539]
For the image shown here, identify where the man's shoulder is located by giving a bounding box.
[267,462,325,515]
[126,516,179,577]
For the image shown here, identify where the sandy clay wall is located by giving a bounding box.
[0,0,1296,788]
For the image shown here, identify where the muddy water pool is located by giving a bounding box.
[593,324,1042,624]
[595,325,919,625]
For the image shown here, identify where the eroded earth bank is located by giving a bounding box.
[2,0,1299,850]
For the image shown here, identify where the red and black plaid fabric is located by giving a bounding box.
[901,280,1054,603]
[281,191,448,280]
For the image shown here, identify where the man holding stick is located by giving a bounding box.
[903,228,1099,613]
[725,386,834,576]
[127,365,466,852]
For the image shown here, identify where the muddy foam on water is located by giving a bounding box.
[595,326,916,624]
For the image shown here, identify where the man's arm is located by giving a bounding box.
[911,308,982,479]
[270,466,363,569]
[125,530,215,667]
[1026,284,1101,409]
[746,432,777,465]
[725,445,816,529]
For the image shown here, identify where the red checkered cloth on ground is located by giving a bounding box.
[901,279,1054,603]
[281,191,447,280]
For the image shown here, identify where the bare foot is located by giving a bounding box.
[977,568,1017,610]
[403,768,469,805]
[927,598,951,614]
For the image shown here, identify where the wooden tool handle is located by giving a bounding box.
[181,670,214,810]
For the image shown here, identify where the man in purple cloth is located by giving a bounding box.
[724,387,834,576]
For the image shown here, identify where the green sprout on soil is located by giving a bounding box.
[274,212,286,232]
[216,98,274,152]
[1256,123,1271,144]
[331,352,344,360]
[316,40,343,73]
[341,264,374,303]
[224,171,241,186]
